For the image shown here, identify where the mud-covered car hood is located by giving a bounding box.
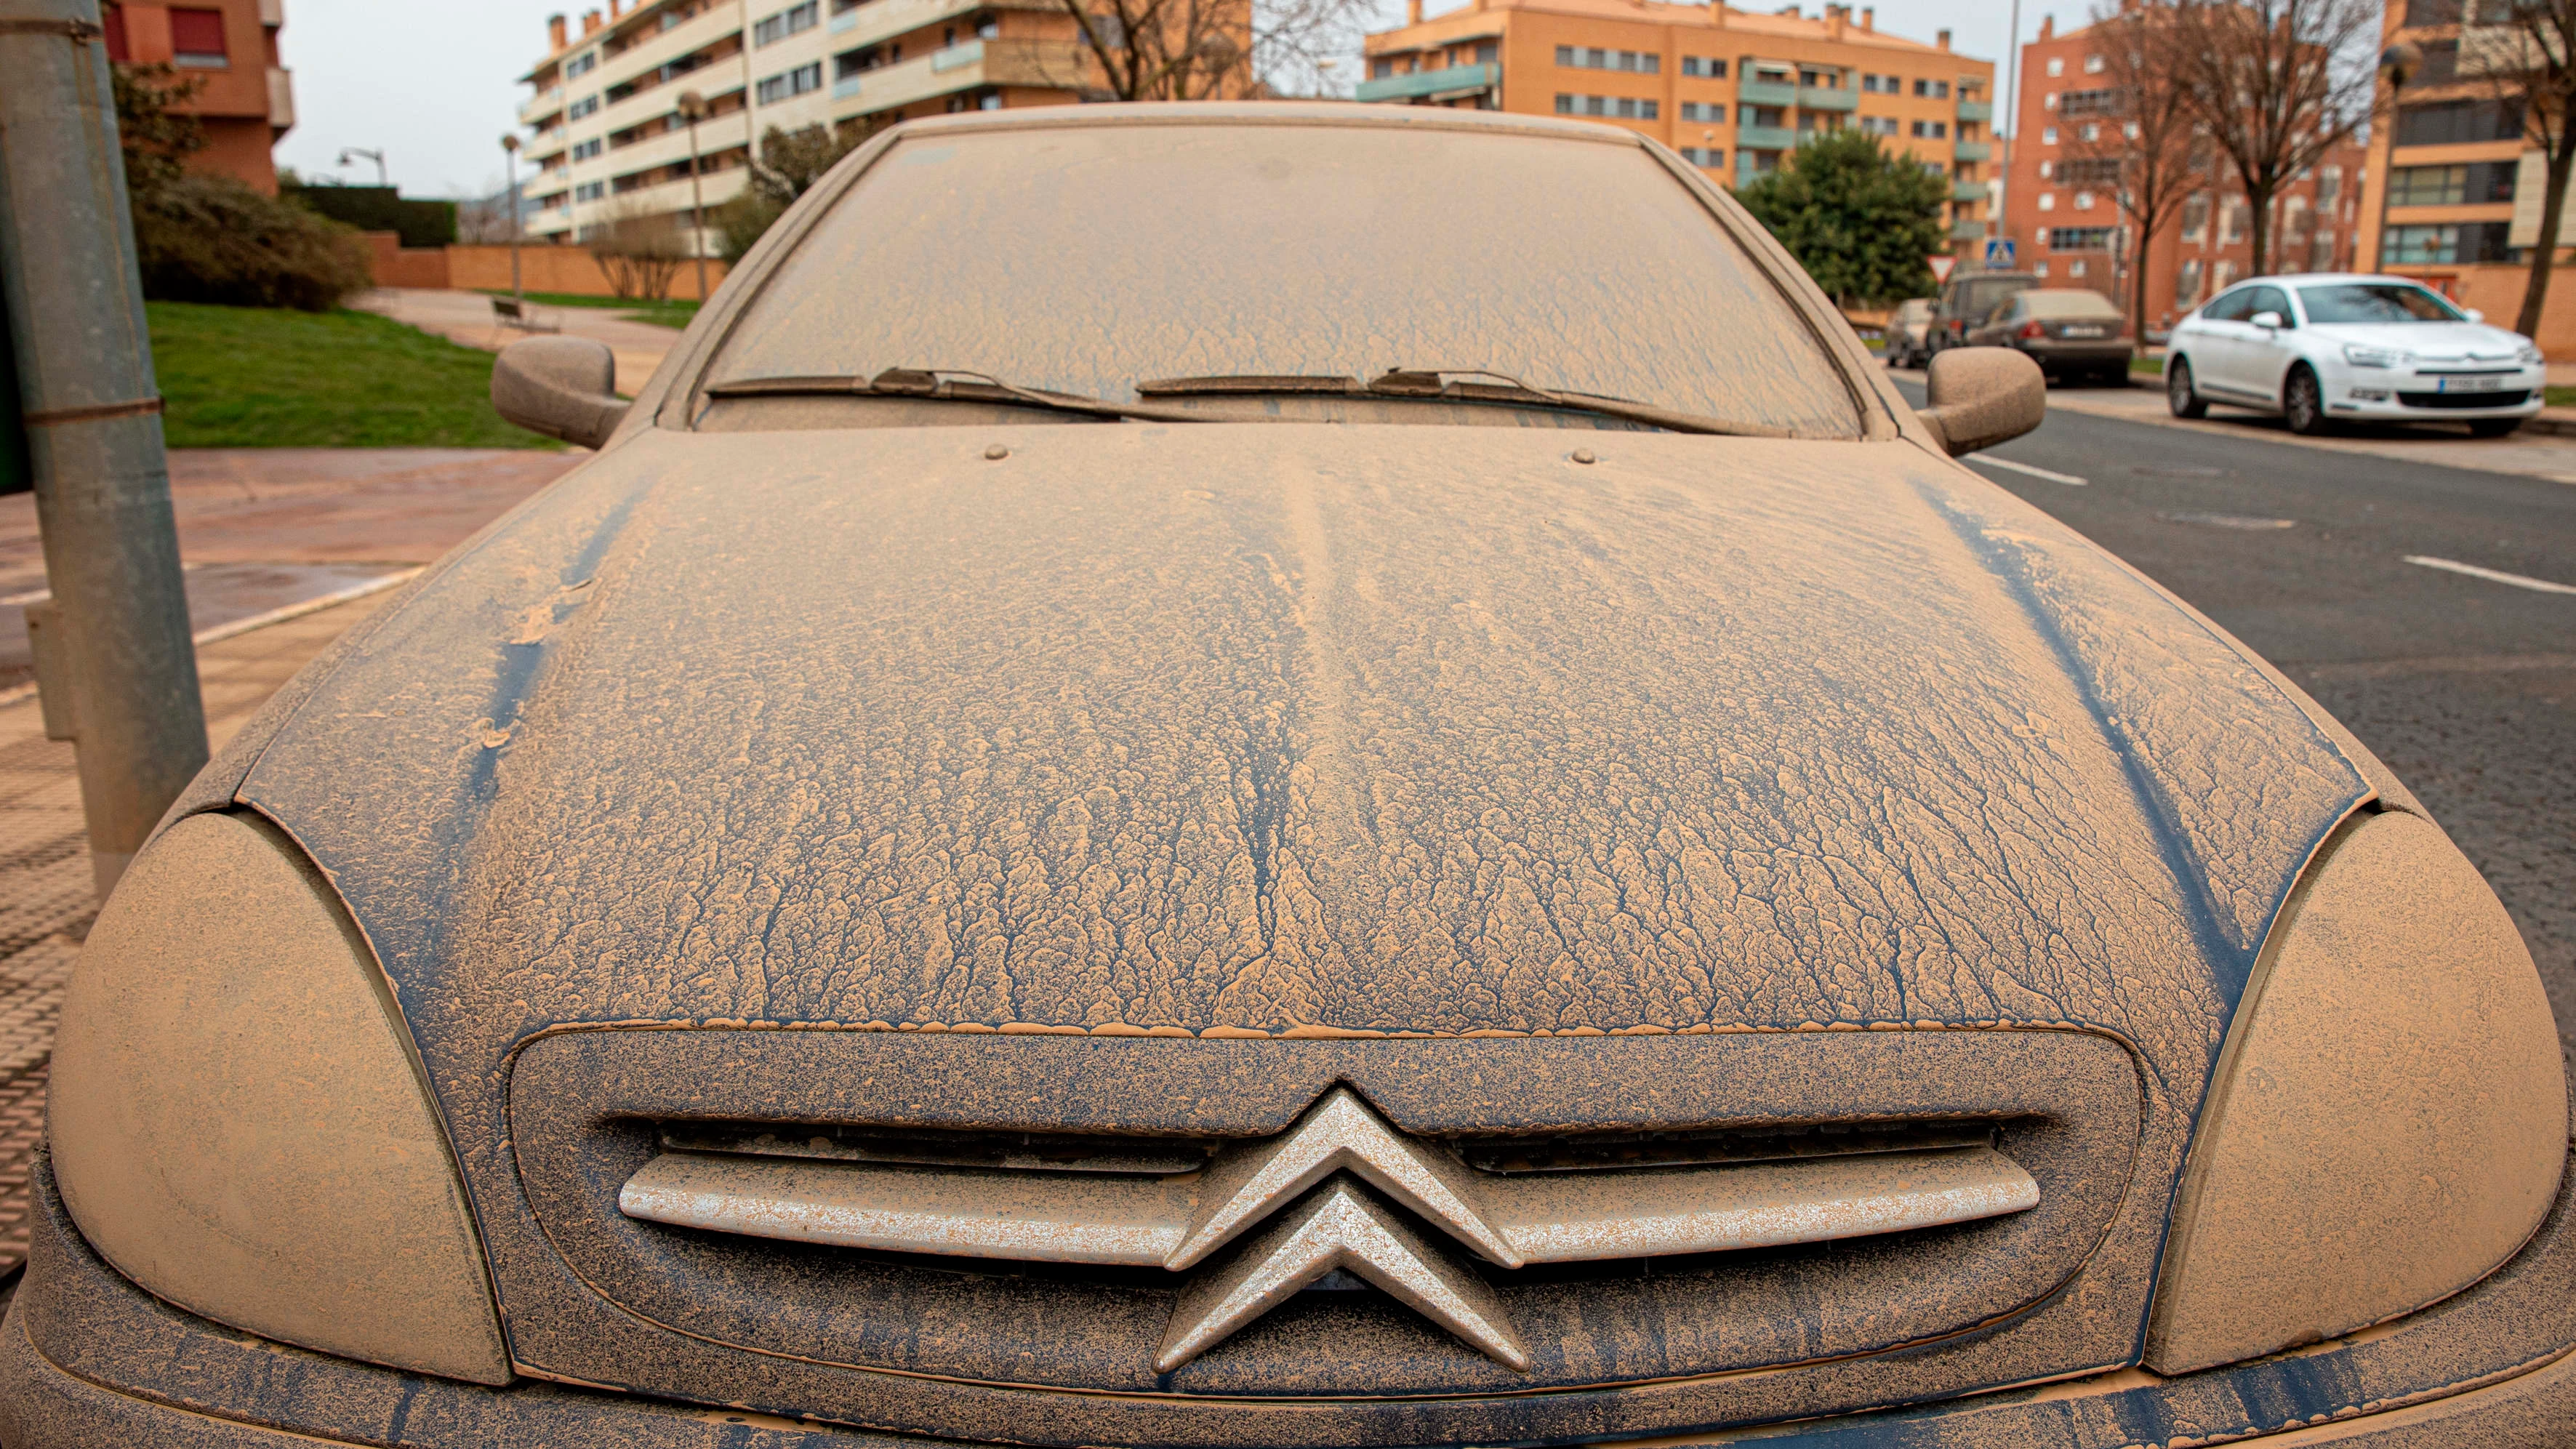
[225,422,2366,1197]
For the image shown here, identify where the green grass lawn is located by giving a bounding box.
[2546,385,2576,409]
[2132,354,2164,375]
[149,301,558,449]
[476,289,702,330]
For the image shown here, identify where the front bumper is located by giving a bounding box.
[2324,366,2545,420]
[7,1147,2576,1448]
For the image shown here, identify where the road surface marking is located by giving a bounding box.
[1970,455,2088,486]
[2404,556,2576,596]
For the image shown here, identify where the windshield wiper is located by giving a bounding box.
[705,368,1222,424]
[1137,369,1795,438]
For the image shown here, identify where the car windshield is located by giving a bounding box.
[2297,283,2466,324]
[1961,278,2032,313]
[705,122,1861,435]
[2023,290,2123,318]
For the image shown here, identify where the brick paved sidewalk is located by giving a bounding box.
[0,592,396,1281]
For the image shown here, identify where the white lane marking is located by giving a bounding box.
[1969,455,2088,486]
[2404,555,2576,596]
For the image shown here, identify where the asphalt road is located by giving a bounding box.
[1895,376,2576,1061]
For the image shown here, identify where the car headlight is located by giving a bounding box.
[49,811,510,1384]
[2519,342,2545,366]
[2144,809,2566,1374]
[2342,344,2410,369]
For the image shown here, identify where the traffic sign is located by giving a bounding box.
[1928,254,1956,283]
[1983,238,2016,269]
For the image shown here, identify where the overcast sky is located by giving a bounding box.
[271,0,2079,200]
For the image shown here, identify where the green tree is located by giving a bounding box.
[1733,128,1949,309]
[713,121,875,262]
[111,63,207,204]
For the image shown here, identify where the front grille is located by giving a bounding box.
[499,1028,2152,1446]
[2399,389,2529,409]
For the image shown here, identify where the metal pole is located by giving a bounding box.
[1998,0,2021,265]
[502,134,523,305]
[0,0,209,897]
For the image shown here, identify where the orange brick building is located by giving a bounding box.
[1359,1,1999,260]
[103,0,295,194]
[2001,12,2366,329]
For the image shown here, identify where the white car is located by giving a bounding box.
[2163,273,2545,437]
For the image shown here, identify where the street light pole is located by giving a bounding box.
[337,146,388,187]
[0,0,209,897]
[500,133,523,306]
[677,89,709,302]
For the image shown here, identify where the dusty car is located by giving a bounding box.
[1928,268,2037,356]
[1883,296,1934,368]
[1965,287,2135,386]
[15,105,2571,1448]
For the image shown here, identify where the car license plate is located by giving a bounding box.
[2061,326,2105,338]
[2437,376,2505,393]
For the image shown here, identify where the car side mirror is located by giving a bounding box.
[2250,310,2284,330]
[2465,307,2486,324]
[491,337,628,449]
[1919,347,2046,457]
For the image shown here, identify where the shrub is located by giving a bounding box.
[132,174,373,313]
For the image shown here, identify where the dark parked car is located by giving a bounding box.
[1928,269,2037,354]
[1966,287,2137,385]
[20,105,2570,1449]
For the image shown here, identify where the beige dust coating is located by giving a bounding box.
[2145,809,2569,1374]
[46,811,510,1386]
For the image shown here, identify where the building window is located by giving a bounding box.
[2178,259,2203,306]
[1681,55,1725,78]
[1858,115,1898,136]
[2069,259,2088,276]
[2394,100,2522,147]
[756,61,823,103]
[2078,122,2098,141]
[2039,192,2056,212]
[2223,196,2247,242]
[2045,57,2063,76]
[2311,233,2337,271]
[569,94,601,120]
[2060,158,2119,186]
[2047,227,2116,249]
[754,0,820,46]
[2386,222,2513,265]
[566,51,598,79]
[572,137,603,161]
[1912,77,1949,98]
[2085,54,2105,73]
[2041,125,2058,145]
[2035,261,2050,277]
[2074,190,2095,210]
[1678,101,1725,123]
[2316,165,2342,206]
[1910,119,1947,139]
[169,7,228,67]
[1554,93,1658,119]
[1555,46,1658,73]
[574,180,607,203]
[2182,192,2209,241]
[2061,88,2117,117]
[1679,146,1724,168]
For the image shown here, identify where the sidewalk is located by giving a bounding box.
[350,287,679,398]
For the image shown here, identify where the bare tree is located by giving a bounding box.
[2167,0,2385,276]
[585,198,687,301]
[2463,0,2576,335]
[1045,0,1368,101]
[456,188,518,245]
[2069,0,2205,337]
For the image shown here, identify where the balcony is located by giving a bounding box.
[1951,179,1987,202]
[829,36,1083,117]
[1954,139,1991,161]
[265,65,294,131]
[1736,124,1796,151]
[1957,98,1992,122]
[1949,218,1986,241]
[597,3,737,97]
[1738,77,1797,107]
[1796,84,1855,112]
[519,87,565,124]
[1356,60,1498,103]
[829,0,1054,59]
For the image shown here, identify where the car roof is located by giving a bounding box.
[879,99,1655,150]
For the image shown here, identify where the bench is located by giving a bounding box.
[491,296,560,333]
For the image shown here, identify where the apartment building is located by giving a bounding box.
[518,0,1097,249]
[103,0,295,193]
[1358,1,1998,254]
[2354,0,2572,337]
[2001,12,2364,328]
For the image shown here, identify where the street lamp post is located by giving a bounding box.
[676,89,709,302]
[336,146,388,186]
[500,134,523,308]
